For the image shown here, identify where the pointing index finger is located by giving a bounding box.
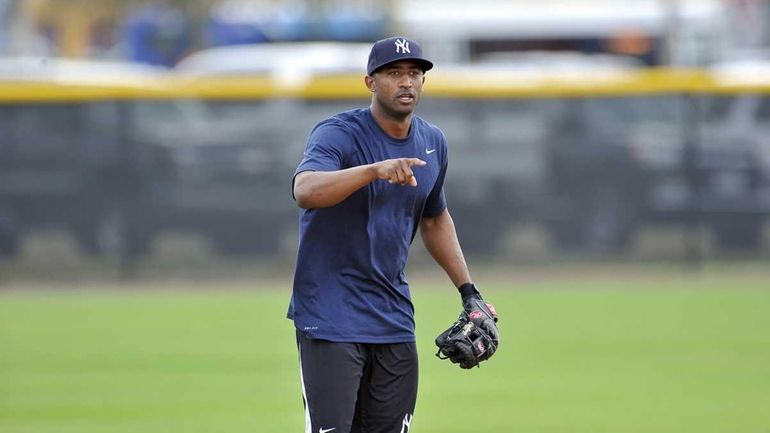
[407,158,427,167]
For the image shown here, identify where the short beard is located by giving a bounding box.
[375,94,416,122]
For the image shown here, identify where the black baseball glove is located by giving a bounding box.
[435,283,499,369]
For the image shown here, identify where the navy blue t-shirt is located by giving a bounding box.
[288,108,448,343]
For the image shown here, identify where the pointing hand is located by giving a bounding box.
[374,158,426,187]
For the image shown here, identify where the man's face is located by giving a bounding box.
[368,61,425,119]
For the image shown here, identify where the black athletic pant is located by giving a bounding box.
[297,331,418,433]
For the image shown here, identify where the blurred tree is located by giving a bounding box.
[22,0,118,57]
[4,0,398,58]
[13,0,212,58]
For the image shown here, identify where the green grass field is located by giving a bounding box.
[1,276,769,433]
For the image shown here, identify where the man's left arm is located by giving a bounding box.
[419,209,471,288]
[422,209,500,368]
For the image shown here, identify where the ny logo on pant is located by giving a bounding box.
[400,413,413,433]
[395,39,410,54]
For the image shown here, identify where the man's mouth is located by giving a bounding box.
[397,93,415,103]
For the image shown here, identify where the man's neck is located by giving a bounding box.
[370,104,412,139]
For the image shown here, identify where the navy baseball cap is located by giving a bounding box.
[367,36,433,76]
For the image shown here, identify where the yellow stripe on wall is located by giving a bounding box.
[2,69,770,103]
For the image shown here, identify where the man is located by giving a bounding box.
[288,36,497,433]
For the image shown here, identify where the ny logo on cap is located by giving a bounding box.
[395,38,410,54]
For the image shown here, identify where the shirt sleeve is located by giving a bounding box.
[295,121,351,175]
[292,121,352,199]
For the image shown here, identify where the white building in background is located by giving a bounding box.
[392,0,761,66]
[721,0,770,58]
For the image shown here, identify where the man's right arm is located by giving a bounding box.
[293,166,376,209]
[293,158,426,209]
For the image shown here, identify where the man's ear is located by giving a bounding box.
[364,75,375,92]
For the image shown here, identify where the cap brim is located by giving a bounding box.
[369,58,434,75]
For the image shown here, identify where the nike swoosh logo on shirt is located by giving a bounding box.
[319,428,336,433]
[425,148,436,154]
